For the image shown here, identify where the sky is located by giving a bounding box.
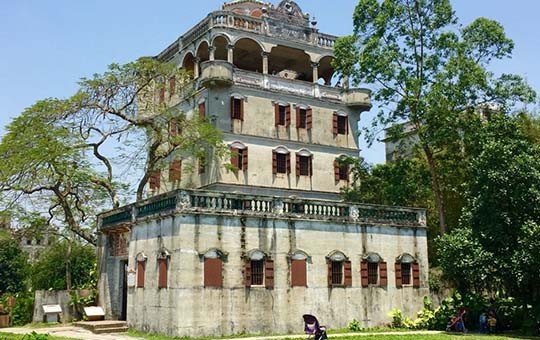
[1,0,539,164]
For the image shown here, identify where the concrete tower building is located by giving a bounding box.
[97,1,429,336]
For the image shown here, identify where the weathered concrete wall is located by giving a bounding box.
[32,290,90,323]
[115,212,428,337]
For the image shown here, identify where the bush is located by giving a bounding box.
[347,319,361,331]
[11,291,34,326]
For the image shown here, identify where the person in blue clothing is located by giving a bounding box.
[479,310,488,333]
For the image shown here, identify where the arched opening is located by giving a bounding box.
[182,53,195,76]
[234,38,263,72]
[318,55,336,86]
[269,45,311,81]
[196,41,210,63]
[213,36,229,61]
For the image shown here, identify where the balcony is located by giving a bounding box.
[99,189,426,231]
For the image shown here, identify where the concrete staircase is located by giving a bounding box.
[74,320,128,334]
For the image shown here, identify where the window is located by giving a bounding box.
[244,250,273,289]
[26,239,32,245]
[169,160,181,182]
[296,154,312,177]
[157,250,170,289]
[334,158,349,182]
[368,262,378,284]
[136,253,147,288]
[149,169,161,190]
[230,144,248,171]
[36,238,42,245]
[327,251,352,287]
[296,107,312,129]
[290,250,309,287]
[361,253,387,287]
[395,253,419,288]
[275,104,290,126]
[230,97,244,120]
[273,149,291,175]
[198,101,206,119]
[333,112,348,135]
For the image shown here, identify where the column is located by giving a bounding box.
[194,57,200,78]
[261,51,270,75]
[209,46,216,61]
[227,44,234,64]
[311,62,319,84]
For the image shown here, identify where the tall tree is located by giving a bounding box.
[0,230,29,294]
[334,0,535,234]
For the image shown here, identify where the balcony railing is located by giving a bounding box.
[99,189,426,230]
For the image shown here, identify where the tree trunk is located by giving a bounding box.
[423,144,447,234]
[66,238,72,290]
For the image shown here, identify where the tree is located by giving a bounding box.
[334,0,535,234]
[31,240,96,291]
[0,231,29,294]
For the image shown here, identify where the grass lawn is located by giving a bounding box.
[0,332,77,340]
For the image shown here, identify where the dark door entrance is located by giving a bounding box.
[119,260,128,321]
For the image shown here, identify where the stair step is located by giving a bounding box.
[93,326,129,334]
[74,320,127,332]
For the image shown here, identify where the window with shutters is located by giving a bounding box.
[290,250,309,287]
[198,101,206,119]
[149,170,161,190]
[395,253,418,288]
[275,104,290,126]
[230,142,248,171]
[202,249,226,288]
[368,262,378,284]
[327,250,351,287]
[296,106,312,129]
[136,252,147,288]
[251,260,264,285]
[231,97,244,120]
[157,249,170,289]
[337,116,348,134]
[298,109,307,128]
[276,153,288,173]
[297,154,312,177]
[331,261,343,285]
[169,160,181,182]
[244,249,273,288]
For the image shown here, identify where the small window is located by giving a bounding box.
[401,263,411,285]
[331,261,343,285]
[291,259,307,287]
[278,106,286,125]
[199,102,206,119]
[137,260,146,288]
[298,109,307,128]
[251,260,264,285]
[204,258,223,288]
[337,116,348,134]
[231,145,248,171]
[368,262,378,285]
[297,155,312,177]
[296,107,312,129]
[149,170,161,190]
[231,97,244,120]
[169,160,181,182]
[26,239,32,245]
[158,258,168,289]
[276,153,288,174]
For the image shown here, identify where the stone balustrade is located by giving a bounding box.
[99,189,426,231]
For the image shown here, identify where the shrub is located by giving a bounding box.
[347,319,361,331]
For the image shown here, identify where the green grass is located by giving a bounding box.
[0,332,77,340]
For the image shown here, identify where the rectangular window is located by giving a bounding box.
[158,259,168,289]
[338,163,349,181]
[401,262,412,285]
[136,261,145,288]
[251,260,264,285]
[199,102,206,119]
[204,258,223,288]
[298,155,312,176]
[331,261,343,285]
[278,105,286,126]
[149,170,161,190]
[276,153,288,174]
[298,109,307,128]
[291,259,307,287]
[169,160,181,182]
[368,262,378,285]
[337,115,348,134]
[231,97,243,120]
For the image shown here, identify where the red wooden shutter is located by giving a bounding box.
[169,77,176,97]
[159,88,165,104]
[412,262,420,288]
[309,156,313,177]
[295,107,300,128]
[242,147,248,171]
[158,259,168,289]
[230,97,234,119]
[244,261,251,288]
[230,147,239,169]
[272,152,277,174]
[380,261,388,287]
[286,154,291,174]
[306,108,313,129]
[274,103,280,126]
[360,261,368,287]
[291,259,307,287]
[199,102,206,119]
[204,258,223,288]
[344,260,352,287]
[285,106,291,127]
[334,160,340,182]
[395,262,402,288]
[346,116,349,134]
[169,160,181,182]
[327,261,332,287]
[137,261,145,288]
[332,112,338,134]
[265,259,274,289]
[239,98,244,121]
[149,169,161,190]
[295,154,300,177]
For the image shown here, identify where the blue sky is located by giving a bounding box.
[1,0,539,164]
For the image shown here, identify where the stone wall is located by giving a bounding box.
[32,290,91,323]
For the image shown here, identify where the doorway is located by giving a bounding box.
[119,260,128,321]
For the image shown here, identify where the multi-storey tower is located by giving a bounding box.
[150,0,370,200]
